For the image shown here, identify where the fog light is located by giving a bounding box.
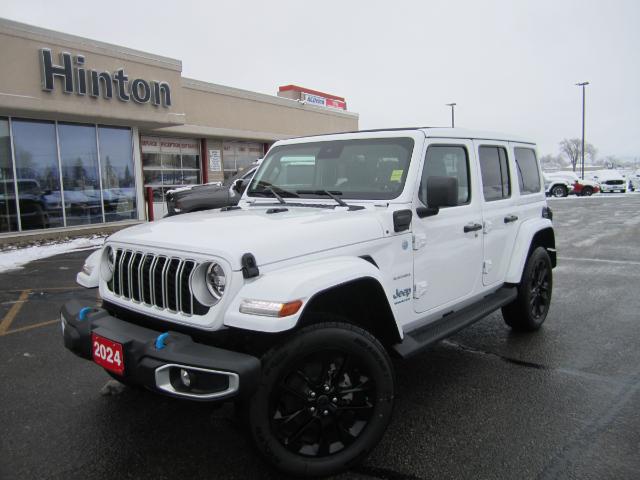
[180,369,193,388]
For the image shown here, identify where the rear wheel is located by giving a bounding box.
[581,186,593,196]
[502,247,553,331]
[246,322,395,477]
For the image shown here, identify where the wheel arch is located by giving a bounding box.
[298,277,402,347]
[505,220,556,284]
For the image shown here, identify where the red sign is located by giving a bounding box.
[92,333,125,376]
[325,98,346,110]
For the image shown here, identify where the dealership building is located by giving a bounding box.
[0,18,358,240]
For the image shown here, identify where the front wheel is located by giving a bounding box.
[246,322,395,478]
[502,247,553,331]
[551,185,568,198]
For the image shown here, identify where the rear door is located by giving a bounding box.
[475,142,519,286]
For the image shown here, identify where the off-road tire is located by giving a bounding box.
[246,322,395,478]
[502,247,553,331]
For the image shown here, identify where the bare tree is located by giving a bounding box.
[559,138,597,171]
[540,154,568,170]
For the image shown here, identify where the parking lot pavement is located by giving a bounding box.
[1,195,639,480]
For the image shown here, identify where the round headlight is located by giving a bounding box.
[205,263,226,300]
[106,246,116,272]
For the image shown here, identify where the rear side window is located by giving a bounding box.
[479,146,511,201]
[514,148,541,194]
[419,145,470,206]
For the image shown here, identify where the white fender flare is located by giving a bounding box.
[504,218,555,284]
[224,256,396,333]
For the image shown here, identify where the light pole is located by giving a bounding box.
[575,82,589,180]
[446,103,456,128]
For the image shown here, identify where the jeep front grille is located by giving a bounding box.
[108,249,208,316]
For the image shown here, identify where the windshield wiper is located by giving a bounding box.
[250,181,298,202]
[266,185,285,204]
[296,189,348,207]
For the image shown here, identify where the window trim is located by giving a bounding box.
[419,143,472,208]
[478,144,512,202]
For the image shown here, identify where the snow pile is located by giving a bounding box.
[0,236,105,273]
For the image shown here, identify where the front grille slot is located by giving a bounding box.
[107,248,208,316]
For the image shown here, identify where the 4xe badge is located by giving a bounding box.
[393,287,412,305]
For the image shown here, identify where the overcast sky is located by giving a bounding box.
[1,0,638,159]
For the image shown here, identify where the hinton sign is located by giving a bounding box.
[39,48,172,107]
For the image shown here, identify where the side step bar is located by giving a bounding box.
[392,286,518,358]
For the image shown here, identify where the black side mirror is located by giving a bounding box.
[416,176,458,218]
[232,179,247,194]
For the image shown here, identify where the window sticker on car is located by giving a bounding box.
[390,169,404,182]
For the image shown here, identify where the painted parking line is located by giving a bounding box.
[2,286,83,293]
[0,289,31,335]
[558,256,640,266]
[1,319,59,336]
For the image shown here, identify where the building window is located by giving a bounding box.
[58,123,102,226]
[0,118,136,234]
[99,127,137,222]
[222,141,263,181]
[0,118,18,233]
[141,136,200,203]
[12,119,63,230]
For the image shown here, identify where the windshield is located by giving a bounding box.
[247,137,414,200]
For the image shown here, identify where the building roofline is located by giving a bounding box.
[0,16,182,71]
[181,77,359,118]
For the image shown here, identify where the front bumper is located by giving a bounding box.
[61,300,260,402]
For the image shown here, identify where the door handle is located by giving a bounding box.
[464,223,483,233]
[504,214,518,224]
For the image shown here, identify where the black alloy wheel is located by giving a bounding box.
[270,350,375,458]
[528,257,551,321]
[246,322,395,477]
[502,247,553,331]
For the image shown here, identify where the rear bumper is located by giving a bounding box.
[61,300,260,402]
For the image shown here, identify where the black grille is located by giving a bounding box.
[107,248,209,316]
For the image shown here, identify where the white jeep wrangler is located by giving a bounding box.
[63,128,556,477]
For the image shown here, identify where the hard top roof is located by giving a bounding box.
[285,127,535,145]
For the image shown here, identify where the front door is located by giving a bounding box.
[413,141,484,314]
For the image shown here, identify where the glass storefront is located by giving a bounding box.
[0,118,136,234]
[222,141,263,181]
[141,136,201,203]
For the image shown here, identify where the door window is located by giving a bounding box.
[514,148,541,194]
[479,146,511,201]
[419,145,470,206]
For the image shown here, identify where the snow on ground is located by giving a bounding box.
[0,236,105,273]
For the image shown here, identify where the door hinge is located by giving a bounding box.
[482,260,493,274]
[413,233,427,250]
[414,281,428,299]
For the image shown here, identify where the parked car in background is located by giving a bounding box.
[0,179,51,230]
[546,171,600,196]
[543,173,572,197]
[589,170,626,194]
[165,162,259,216]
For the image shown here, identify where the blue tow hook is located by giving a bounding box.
[155,332,170,350]
[78,307,93,321]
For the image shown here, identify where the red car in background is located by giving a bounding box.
[546,171,600,196]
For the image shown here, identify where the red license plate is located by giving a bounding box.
[92,333,125,376]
